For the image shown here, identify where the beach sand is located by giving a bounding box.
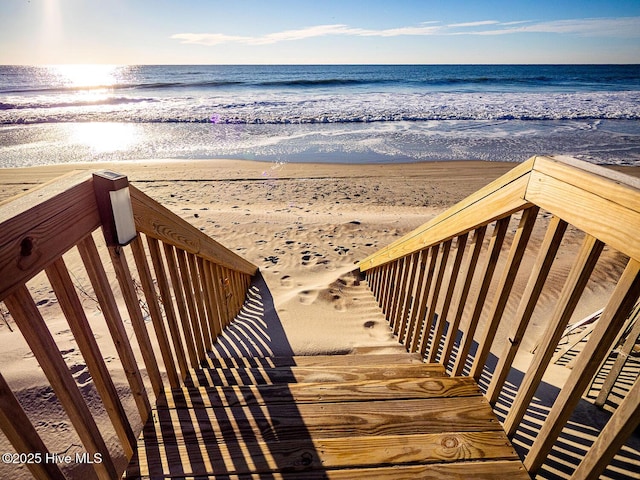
[1,158,639,478]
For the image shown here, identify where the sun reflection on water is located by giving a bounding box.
[70,122,139,153]
[49,64,121,89]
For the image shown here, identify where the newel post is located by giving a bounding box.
[92,171,137,247]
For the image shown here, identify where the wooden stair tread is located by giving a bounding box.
[127,357,528,478]
[132,461,530,480]
[143,397,503,445]
[159,376,481,408]
[206,352,424,368]
[130,432,524,478]
[186,362,446,387]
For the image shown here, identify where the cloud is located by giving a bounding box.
[171,17,640,46]
[171,23,445,46]
[447,20,500,28]
[460,17,640,37]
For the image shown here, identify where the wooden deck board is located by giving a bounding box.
[130,432,522,477]
[159,376,481,409]
[205,352,424,368]
[143,397,503,445]
[186,363,446,387]
[127,355,528,479]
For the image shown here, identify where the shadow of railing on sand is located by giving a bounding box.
[210,271,295,360]
[451,339,640,480]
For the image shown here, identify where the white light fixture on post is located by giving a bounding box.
[93,171,137,247]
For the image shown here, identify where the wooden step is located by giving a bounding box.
[143,396,503,445]
[127,358,528,479]
[129,433,526,478]
[186,363,446,387]
[159,376,481,409]
[205,352,424,369]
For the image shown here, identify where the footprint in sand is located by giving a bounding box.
[298,289,319,305]
[280,275,294,287]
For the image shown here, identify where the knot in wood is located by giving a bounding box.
[20,237,34,257]
[294,451,314,467]
[442,436,459,449]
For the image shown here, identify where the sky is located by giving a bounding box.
[1,0,639,65]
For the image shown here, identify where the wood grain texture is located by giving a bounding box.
[525,169,640,262]
[159,377,481,409]
[4,286,117,480]
[0,175,100,300]
[206,353,424,369]
[187,363,446,388]
[132,432,519,477]
[144,396,502,445]
[127,353,526,479]
[132,461,530,480]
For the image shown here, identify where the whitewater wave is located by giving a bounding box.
[2,91,639,125]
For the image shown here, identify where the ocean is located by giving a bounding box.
[1,64,639,167]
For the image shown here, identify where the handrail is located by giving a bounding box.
[130,185,257,276]
[0,171,258,479]
[361,156,640,270]
[359,155,640,479]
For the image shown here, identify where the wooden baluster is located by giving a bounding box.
[196,256,214,349]
[452,217,510,376]
[177,250,206,363]
[398,252,420,344]
[77,236,152,424]
[409,245,440,354]
[381,261,398,319]
[46,255,136,458]
[391,256,411,335]
[504,234,604,437]
[4,286,118,480]
[486,216,567,405]
[595,303,640,407]
[378,263,392,311]
[441,226,487,370]
[0,371,66,480]
[232,270,244,317]
[470,207,539,380]
[108,244,163,397]
[427,233,468,363]
[209,263,227,334]
[226,267,238,320]
[374,267,383,300]
[403,249,429,351]
[129,236,180,388]
[204,260,223,339]
[572,371,640,479]
[367,268,377,298]
[419,240,452,358]
[146,236,189,380]
[524,258,640,474]
[163,243,199,369]
[219,265,233,326]
[213,263,230,329]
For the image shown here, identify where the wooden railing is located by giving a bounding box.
[359,155,640,479]
[0,171,258,479]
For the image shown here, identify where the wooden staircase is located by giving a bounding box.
[125,353,529,479]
